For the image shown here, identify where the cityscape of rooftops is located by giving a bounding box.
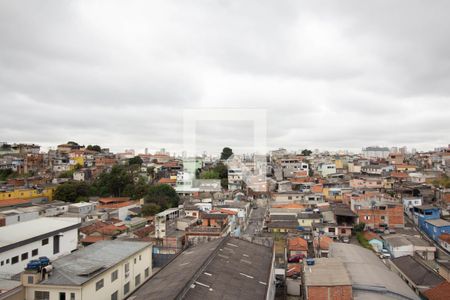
[1,1,449,300]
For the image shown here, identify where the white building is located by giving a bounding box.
[0,217,80,278]
[317,163,336,177]
[0,207,40,226]
[155,208,180,239]
[362,146,390,159]
[68,202,96,215]
[23,240,152,300]
[402,198,422,217]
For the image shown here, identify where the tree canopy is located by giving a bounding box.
[144,184,179,210]
[54,181,91,203]
[301,149,312,156]
[86,145,102,152]
[129,156,144,165]
[220,147,233,160]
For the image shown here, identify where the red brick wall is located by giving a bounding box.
[308,285,352,300]
[357,205,404,228]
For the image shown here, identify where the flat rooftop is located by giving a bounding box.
[329,243,420,300]
[0,217,81,252]
[305,258,351,286]
[425,219,450,227]
[41,240,151,286]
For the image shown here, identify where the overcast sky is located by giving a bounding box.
[1,1,449,155]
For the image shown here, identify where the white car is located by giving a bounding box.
[380,249,391,259]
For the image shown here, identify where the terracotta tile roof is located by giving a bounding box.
[98,197,130,204]
[0,198,33,208]
[289,177,310,183]
[98,201,138,209]
[80,221,108,235]
[422,279,450,300]
[158,178,177,184]
[288,237,308,251]
[439,233,450,243]
[80,235,111,244]
[211,208,237,215]
[133,225,155,238]
[95,224,128,235]
[271,203,306,209]
[390,172,408,178]
[313,236,333,250]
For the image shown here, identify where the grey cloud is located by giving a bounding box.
[0,0,449,153]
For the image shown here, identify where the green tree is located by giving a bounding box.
[200,170,220,179]
[129,156,143,166]
[0,169,13,181]
[54,181,91,202]
[301,149,312,156]
[142,203,161,216]
[86,145,101,152]
[67,141,79,146]
[220,147,233,160]
[144,184,180,210]
[91,165,134,197]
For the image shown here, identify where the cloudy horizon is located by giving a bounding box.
[1,1,449,155]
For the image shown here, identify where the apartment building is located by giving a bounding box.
[23,240,152,300]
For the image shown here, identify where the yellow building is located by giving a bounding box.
[70,156,85,169]
[334,159,344,169]
[0,186,56,201]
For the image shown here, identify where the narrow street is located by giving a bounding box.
[243,204,266,236]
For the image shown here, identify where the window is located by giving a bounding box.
[96,279,104,291]
[124,282,130,295]
[21,252,28,261]
[6,259,9,264]
[135,274,141,286]
[124,262,130,278]
[28,276,34,284]
[11,256,19,264]
[59,292,66,300]
[70,293,75,300]
[111,270,118,282]
[1,261,3,266]
[42,238,49,246]
[32,249,39,257]
[145,267,149,278]
[134,258,137,264]
[35,291,50,300]
[111,291,118,300]
[139,255,142,261]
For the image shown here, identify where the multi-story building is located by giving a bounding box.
[353,200,404,229]
[362,146,390,159]
[23,240,152,300]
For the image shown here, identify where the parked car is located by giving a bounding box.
[288,253,305,263]
[341,236,350,243]
[380,249,391,259]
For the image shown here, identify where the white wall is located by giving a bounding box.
[4,211,39,226]
[0,228,78,278]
